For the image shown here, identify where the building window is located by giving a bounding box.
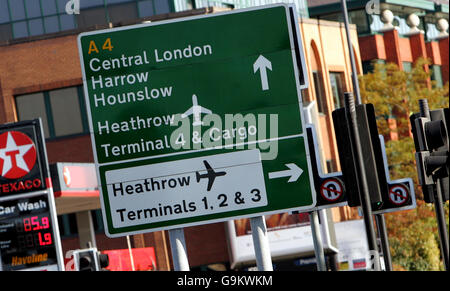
[312,71,327,114]
[58,213,78,238]
[0,22,12,41]
[362,59,385,74]
[58,210,104,238]
[326,159,336,173]
[138,0,157,16]
[92,209,105,233]
[0,0,173,43]
[402,62,412,73]
[15,92,51,137]
[49,87,85,136]
[317,10,371,34]
[15,85,88,139]
[108,2,139,24]
[75,6,108,28]
[329,72,345,109]
[431,65,443,88]
[348,10,371,34]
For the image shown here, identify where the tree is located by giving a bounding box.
[359,58,449,271]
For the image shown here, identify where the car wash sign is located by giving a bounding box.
[78,4,315,237]
[0,120,48,198]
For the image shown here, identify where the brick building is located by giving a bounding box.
[309,0,449,86]
[309,0,448,148]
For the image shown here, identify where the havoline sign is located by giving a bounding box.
[78,4,315,237]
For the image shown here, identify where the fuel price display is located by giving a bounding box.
[0,194,58,271]
[15,214,53,248]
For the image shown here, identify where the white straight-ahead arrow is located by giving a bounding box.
[268,163,303,183]
[253,55,272,91]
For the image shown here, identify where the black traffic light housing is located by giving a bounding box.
[332,103,387,209]
[73,248,109,271]
[306,125,347,209]
[98,253,109,270]
[372,135,416,214]
[307,113,416,214]
[410,107,449,203]
[74,248,98,271]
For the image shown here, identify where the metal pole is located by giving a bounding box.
[320,209,340,271]
[344,92,381,271]
[340,0,362,105]
[435,180,449,270]
[47,187,65,271]
[168,228,190,271]
[318,210,331,249]
[126,235,136,271]
[341,0,381,270]
[375,214,392,271]
[302,100,330,271]
[309,211,327,271]
[250,216,273,271]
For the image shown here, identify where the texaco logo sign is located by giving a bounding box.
[0,131,37,179]
[0,121,48,198]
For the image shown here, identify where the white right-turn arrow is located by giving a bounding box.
[268,163,303,183]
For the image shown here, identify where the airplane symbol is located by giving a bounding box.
[196,160,226,191]
[181,94,212,126]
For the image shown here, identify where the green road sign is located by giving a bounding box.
[78,4,315,237]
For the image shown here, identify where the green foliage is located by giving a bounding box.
[358,58,449,271]
[389,211,441,271]
[387,200,444,271]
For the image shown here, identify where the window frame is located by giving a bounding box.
[431,64,443,88]
[312,70,327,115]
[329,71,346,110]
[57,210,104,238]
[402,62,413,73]
[15,85,89,141]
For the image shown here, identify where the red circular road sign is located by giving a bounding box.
[320,178,344,202]
[388,184,410,206]
[0,131,37,179]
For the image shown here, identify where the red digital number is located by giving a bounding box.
[44,233,52,245]
[38,232,52,246]
[23,218,32,232]
[31,216,40,230]
[23,215,51,232]
[41,216,50,229]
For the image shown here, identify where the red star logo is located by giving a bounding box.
[0,131,37,179]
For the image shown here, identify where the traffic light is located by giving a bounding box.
[332,103,387,209]
[73,248,109,271]
[410,106,449,203]
[98,252,110,270]
[73,248,98,271]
